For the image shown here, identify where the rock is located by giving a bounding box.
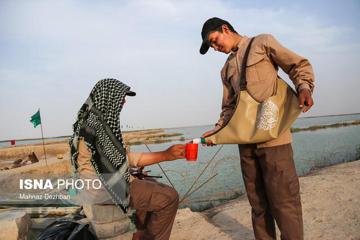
[28,152,39,163]
[24,160,32,165]
[13,159,23,165]
[0,210,31,240]
[56,154,63,159]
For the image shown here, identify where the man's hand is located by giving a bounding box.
[165,144,186,160]
[201,130,216,146]
[298,88,314,113]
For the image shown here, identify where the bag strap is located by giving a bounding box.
[240,37,255,89]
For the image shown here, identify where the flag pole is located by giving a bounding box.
[39,111,48,167]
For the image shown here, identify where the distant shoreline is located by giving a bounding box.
[165,112,360,129]
[297,112,360,119]
[0,128,166,143]
[0,129,185,156]
[1,112,360,142]
[291,120,360,133]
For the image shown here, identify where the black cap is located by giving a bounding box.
[199,17,230,55]
[126,90,136,96]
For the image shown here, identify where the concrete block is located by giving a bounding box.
[0,210,31,240]
[98,231,133,240]
[82,204,127,223]
[89,218,130,239]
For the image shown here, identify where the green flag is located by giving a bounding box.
[30,110,41,128]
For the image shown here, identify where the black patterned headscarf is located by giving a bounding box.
[69,78,135,213]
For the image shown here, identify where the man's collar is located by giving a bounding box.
[231,35,249,54]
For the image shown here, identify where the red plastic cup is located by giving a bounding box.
[185,143,198,161]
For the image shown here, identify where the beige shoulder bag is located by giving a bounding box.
[204,38,301,144]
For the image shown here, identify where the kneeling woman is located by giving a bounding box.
[69,79,185,240]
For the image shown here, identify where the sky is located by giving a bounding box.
[0,0,359,140]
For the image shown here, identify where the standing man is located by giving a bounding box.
[199,17,314,240]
